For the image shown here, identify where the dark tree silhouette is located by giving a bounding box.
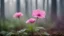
[0,0,5,31]
[16,0,20,12]
[1,0,5,18]
[51,0,57,22]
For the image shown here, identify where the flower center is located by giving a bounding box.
[30,20,35,23]
[37,14,41,16]
[17,14,21,18]
[17,16,20,18]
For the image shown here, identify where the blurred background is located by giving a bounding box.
[0,0,64,34]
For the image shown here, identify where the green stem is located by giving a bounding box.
[18,18,21,25]
[35,18,39,26]
[31,25,34,36]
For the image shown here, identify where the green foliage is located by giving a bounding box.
[0,19,50,36]
[17,26,49,36]
[0,19,25,31]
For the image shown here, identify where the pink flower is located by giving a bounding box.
[13,12,23,18]
[32,9,46,18]
[26,18,36,24]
